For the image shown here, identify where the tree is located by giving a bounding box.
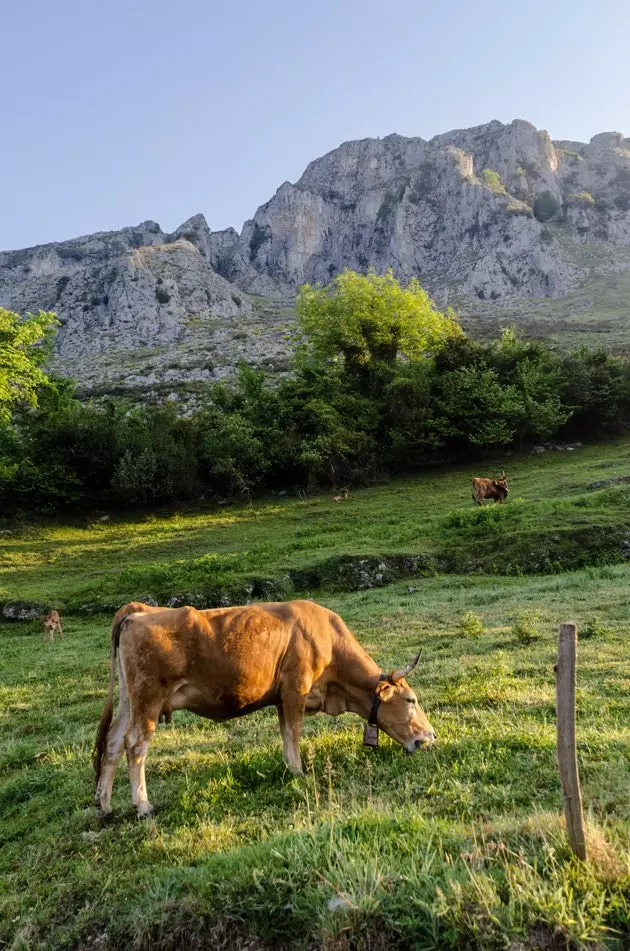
[295,269,461,374]
[0,308,58,421]
[434,365,523,449]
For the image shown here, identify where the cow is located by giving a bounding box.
[472,471,509,506]
[94,599,436,818]
[43,610,63,642]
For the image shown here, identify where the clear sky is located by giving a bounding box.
[2,0,629,251]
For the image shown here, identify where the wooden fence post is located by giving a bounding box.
[556,621,587,860]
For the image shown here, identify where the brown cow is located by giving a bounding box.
[43,610,63,642]
[94,600,436,818]
[472,471,509,506]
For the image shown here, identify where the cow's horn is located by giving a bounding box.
[391,651,422,683]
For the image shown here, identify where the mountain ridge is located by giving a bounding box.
[1,118,629,398]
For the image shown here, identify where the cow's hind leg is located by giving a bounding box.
[95,675,131,818]
[278,692,307,774]
[125,701,161,818]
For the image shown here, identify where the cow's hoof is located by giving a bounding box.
[96,807,112,821]
[137,802,156,819]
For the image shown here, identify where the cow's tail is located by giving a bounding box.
[93,615,126,785]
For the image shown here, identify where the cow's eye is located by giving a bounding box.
[406,698,416,705]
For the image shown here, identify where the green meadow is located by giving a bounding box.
[2,441,630,949]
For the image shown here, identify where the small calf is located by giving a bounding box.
[332,488,349,503]
[43,610,63,642]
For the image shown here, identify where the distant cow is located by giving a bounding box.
[332,487,349,503]
[43,610,63,641]
[472,471,509,505]
[94,600,436,818]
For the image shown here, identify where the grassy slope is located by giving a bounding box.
[4,439,630,608]
[3,444,630,948]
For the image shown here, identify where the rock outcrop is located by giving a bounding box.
[216,119,630,301]
[0,218,250,360]
[1,118,629,397]
[0,219,292,398]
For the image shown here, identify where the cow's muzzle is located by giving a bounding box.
[405,730,437,755]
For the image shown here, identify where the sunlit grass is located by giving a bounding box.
[3,440,630,946]
[3,438,630,607]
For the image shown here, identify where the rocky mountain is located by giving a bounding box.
[215,120,630,301]
[2,118,629,398]
[0,217,295,399]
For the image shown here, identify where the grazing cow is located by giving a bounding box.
[332,487,349,503]
[43,610,63,641]
[472,471,509,506]
[94,600,436,818]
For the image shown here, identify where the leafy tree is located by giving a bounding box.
[560,348,630,435]
[434,365,523,449]
[488,329,571,444]
[0,308,58,421]
[295,269,461,377]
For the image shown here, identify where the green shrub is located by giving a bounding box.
[581,617,615,639]
[505,201,532,215]
[567,191,595,206]
[512,611,540,644]
[482,168,506,194]
[458,612,485,638]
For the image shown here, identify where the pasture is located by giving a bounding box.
[2,442,630,949]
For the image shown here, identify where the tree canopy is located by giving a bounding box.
[295,268,461,371]
[0,308,57,421]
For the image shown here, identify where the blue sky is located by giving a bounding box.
[2,0,629,251]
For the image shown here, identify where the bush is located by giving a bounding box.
[482,168,506,194]
[512,611,540,645]
[581,618,615,639]
[567,191,595,206]
[458,612,485,638]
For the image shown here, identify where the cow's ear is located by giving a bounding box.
[375,680,396,702]
[492,480,499,487]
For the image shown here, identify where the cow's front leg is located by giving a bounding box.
[278,693,306,774]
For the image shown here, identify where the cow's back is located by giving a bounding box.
[118,600,337,712]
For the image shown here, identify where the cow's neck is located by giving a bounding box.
[330,636,384,720]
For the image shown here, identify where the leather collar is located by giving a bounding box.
[368,673,390,726]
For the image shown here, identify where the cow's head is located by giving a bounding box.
[492,470,509,499]
[372,654,436,753]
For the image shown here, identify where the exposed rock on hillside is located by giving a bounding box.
[219,120,630,301]
[0,219,292,398]
[0,218,250,359]
[1,119,629,397]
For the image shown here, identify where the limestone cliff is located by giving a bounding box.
[217,120,630,302]
[0,219,294,399]
[1,118,629,397]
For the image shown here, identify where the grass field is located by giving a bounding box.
[3,442,630,949]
